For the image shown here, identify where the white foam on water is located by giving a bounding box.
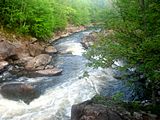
[56,41,86,56]
[0,68,118,120]
[112,60,124,68]
[0,30,122,120]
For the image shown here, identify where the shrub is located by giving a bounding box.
[0,0,67,39]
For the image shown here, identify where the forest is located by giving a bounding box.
[0,0,160,119]
[0,0,107,39]
[86,0,160,112]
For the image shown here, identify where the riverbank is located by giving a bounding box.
[51,25,86,42]
[1,28,157,120]
[0,25,86,78]
[0,28,128,120]
[69,30,160,120]
[71,95,160,120]
[0,25,87,104]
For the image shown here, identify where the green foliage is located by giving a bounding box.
[0,0,55,39]
[51,2,68,31]
[112,92,124,102]
[60,0,91,25]
[83,71,89,78]
[92,94,125,108]
[93,95,160,115]
[124,101,160,115]
[86,0,160,103]
[59,0,108,25]
[92,95,115,107]
[127,101,141,112]
[0,0,107,39]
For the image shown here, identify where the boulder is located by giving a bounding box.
[0,40,16,60]
[0,52,8,61]
[14,41,45,61]
[81,32,98,49]
[28,42,44,57]
[71,101,123,120]
[25,54,52,70]
[18,55,33,63]
[14,42,31,61]
[71,99,160,120]
[35,68,62,76]
[45,46,57,54]
[0,82,40,104]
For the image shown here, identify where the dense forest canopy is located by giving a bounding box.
[86,0,160,106]
[0,0,107,39]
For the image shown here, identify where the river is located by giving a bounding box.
[0,30,127,120]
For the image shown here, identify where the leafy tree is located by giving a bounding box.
[86,0,160,103]
[0,0,107,39]
[0,0,55,39]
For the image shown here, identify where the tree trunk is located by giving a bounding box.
[139,0,147,34]
[139,0,145,9]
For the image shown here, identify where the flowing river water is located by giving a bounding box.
[0,30,127,120]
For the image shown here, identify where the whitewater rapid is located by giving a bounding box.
[0,30,124,120]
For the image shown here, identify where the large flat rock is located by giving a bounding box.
[35,68,62,76]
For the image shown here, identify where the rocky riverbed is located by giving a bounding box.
[0,25,86,104]
[0,27,159,120]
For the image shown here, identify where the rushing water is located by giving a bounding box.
[0,30,126,120]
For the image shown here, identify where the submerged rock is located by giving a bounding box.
[0,82,40,104]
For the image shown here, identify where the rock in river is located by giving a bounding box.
[81,32,98,49]
[35,68,62,76]
[0,82,40,104]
